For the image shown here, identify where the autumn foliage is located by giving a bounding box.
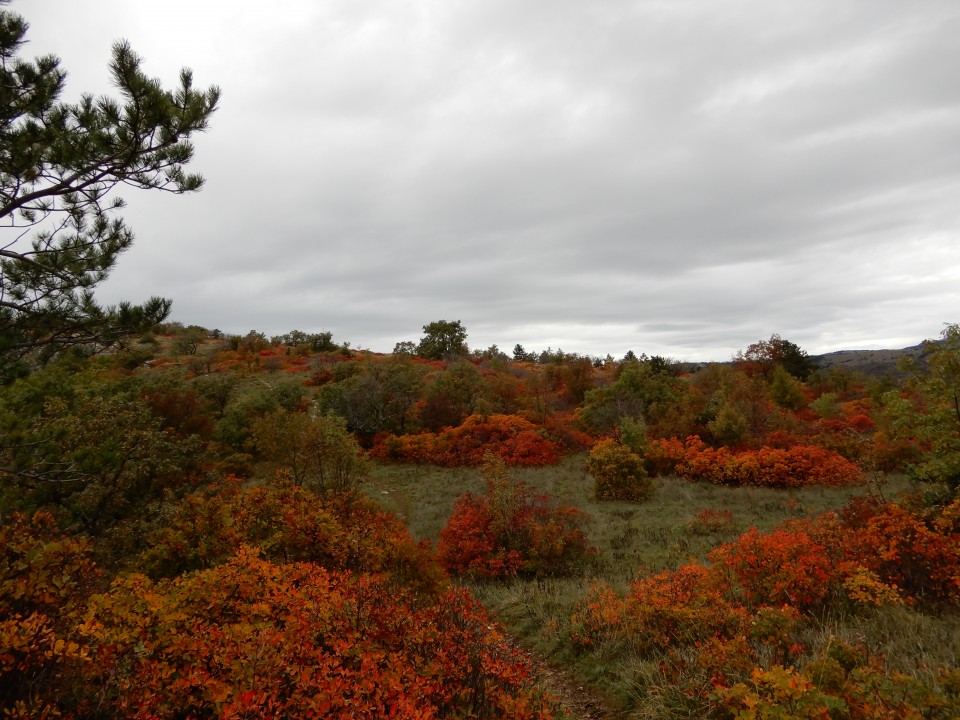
[645,435,864,487]
[77,549,554,719]
[437,454,594,578]
[585,438,654,501]
[371,413,562,467]
[5,322,960,718]
[570,497,960,716]
[1,512,98,717]
[0,506,556,719]
[136,476,443,591]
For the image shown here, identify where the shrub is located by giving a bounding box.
[846,502,960,605]
[136,477,444,593]
[714,665,840,720]
[645,435,863,487]
[0,512,99,716]
[437,453,594,578]
[687,508,737,535]
[716,640,960,720]
[621,564,747,653]
[569,498,960,718]
[252,408,368,497]
[708,524,839,611]
[585,438,654,501]
[77,549,555,719]
[370,414,561,467]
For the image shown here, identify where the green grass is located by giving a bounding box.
[367,463,487,541]
[367,457,956,718]
[370,454,915,582]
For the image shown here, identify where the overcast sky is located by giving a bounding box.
[21,1,960,360]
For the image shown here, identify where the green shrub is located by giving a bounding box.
[586,438,654,502]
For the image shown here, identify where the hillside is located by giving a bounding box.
[811,342,927,377]
[2,323,959,719]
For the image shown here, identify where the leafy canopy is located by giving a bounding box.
[891,323,960,499]
[736,334,816,380]
[417,319,468,360]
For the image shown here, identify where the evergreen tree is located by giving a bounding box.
[0,3,219,379]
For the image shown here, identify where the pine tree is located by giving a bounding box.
[0,2,219,379]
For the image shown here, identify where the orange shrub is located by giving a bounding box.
[78,549,555,719]
[568,583,630,649]
[137,477,443,593]
[570,498,960,717]
[708,503,960,610]
[371,414,561,467]
[572,565,747,655]
[845,502,960,605]
[621,564,747,653]
[645,436,863,487]
[708,523,840,611]
[642,435,689,476]
[0,512,99,717]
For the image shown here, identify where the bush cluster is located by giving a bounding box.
[1,507,556,719]
[645,435,863,487]
[569,498,960,717]
[78,551,554,719]
[371,413,562,467]
[136,476,443,591]
[437,454,594,578]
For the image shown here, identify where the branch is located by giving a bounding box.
[0,465,86,484]
[0,140,177,220]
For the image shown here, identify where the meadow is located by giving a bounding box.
[372,459,960,718]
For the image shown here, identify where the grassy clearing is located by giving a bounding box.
[370,454,915,582]
[368,457,958,717]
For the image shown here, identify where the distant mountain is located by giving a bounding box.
[811,341,932,378]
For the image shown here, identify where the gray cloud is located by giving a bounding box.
[18,0,960,361]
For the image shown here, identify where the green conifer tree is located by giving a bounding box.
[0,2,219,379]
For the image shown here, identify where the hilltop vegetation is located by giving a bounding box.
[2,318,959,718]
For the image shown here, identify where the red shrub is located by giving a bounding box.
[371,414,561,467]
[143,386,215,438]
[708,524,840,611]
[78,550,555,719]
[437,455,593,578]
[542,414,593,452]
[642,435,691,476]
[687,508,737,534]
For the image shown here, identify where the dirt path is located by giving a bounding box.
[501,637,622,720]
[535,660,623,719]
